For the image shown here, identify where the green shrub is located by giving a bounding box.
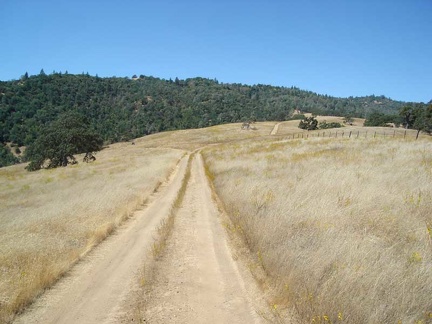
[299,116,318,130]
[288,114,306,120]
[0,144,18,167]
[319,121,343,129]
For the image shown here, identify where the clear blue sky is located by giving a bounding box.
[1,0,431,103]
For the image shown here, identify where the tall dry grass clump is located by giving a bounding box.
[203,137,432,323]
[0,142,184,323]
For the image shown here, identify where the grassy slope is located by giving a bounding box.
[0,142,184,323]
[203,135,432,323]
[1,120,431,323]
[0,122,272,322]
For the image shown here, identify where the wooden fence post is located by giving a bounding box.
[349,131,352,138]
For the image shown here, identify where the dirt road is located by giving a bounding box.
[270,122,281,135]
[14,156,189,324]
[134,154,266,323]
[14,153,271,323]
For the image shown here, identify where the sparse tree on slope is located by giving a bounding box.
[298,116,318,130]
[25,111,103,171]
[413,104,432,139]
[399,104,432,139]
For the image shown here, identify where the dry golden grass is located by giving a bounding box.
[2,119,430,323]
[0,142,184,323]
[203,136,432,323]
[302,114,365,126]
[0,122,275,322]
[276,118,354,136]
[136,122,277,150]
[276,117,423,142]
[277,124,422,143]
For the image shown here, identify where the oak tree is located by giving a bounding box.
[25,111,103,171]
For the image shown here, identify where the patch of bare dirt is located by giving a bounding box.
[270,123,282,135]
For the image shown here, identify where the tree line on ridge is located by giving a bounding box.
[0,70,428,168]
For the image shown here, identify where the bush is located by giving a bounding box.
[0,144,18,167]
[288,114,306,120]
[319,121,343,129]
[298,116,318,130]
[364,112,399,127]
[343,116,354,125]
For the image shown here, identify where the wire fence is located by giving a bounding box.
[277,128,425,140]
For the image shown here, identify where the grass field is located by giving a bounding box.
[0,121,275,322]
[0,142,184,323]
[203,135,432,323]
[136,121,277,150]
[1,120,431,323]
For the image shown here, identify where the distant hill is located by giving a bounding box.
[0,72,410,166]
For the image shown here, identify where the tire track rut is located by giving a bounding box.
[138,154,264,323]
[14,153,273,323]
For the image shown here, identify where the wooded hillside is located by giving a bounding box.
[0,71,410,166]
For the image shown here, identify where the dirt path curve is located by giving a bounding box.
[14,156,189,324]
[270,122,281,135]
[137,154,266,323]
